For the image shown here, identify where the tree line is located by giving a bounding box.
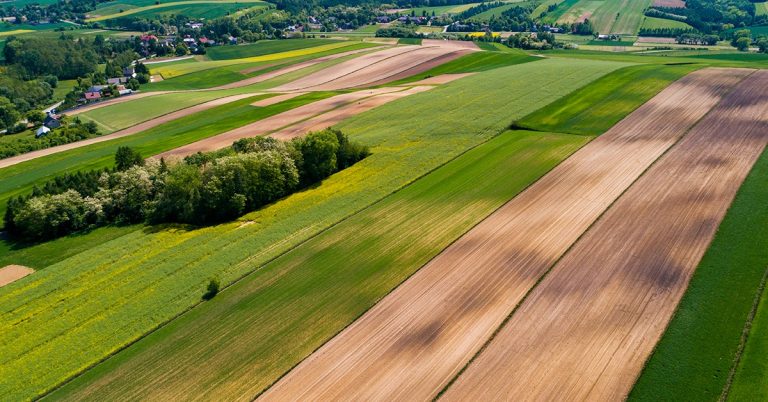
[5,129,370,241]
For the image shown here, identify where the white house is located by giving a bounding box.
[35,126,51,138]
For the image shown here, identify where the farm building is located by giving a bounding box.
[43,114,61,129]
[35,126,51,138]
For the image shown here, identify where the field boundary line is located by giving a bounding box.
[40,127,506,401]
[435,68,753,400]
[719,265,768,401]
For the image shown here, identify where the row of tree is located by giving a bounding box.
[5,129,370,241]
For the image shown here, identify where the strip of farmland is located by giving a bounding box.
[443,69,768,401]
[156,87,431,158]
[0,93,264,169]
[258,68,750,401]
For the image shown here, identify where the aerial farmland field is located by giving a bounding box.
[2,0,768,400]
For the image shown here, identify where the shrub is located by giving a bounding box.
[115,146,145,171]
[202,278,220,300]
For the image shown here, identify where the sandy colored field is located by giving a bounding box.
[258,68,749,402]
[653,0,685,7]
[270,86,434,140]
[361,51,471,87]
[156,87,408,158]
[422,39,479,50]
[0,93,261,169]
[0,265,33,287]
[636,36,678,43]
[444,69,768,401]
[271,44,474,91]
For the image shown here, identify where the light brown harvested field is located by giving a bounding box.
[653,0,685,7]
[271,45,470,91]
[444,69,768,402]
[155,88,405,158]
[270,86,434,140]
[251,92,306,107]
[361,51,471,87]
[0,265,34,287]
[0,93,261,169]
[636,36,678,44]
[407,73,475,85]
[258,68,750,402]
[422,39,480,50]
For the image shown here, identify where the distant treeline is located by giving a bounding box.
[5,130,370,241]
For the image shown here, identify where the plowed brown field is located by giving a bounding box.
[443,69,768,402]
[0,265,33,287]
[155,87,411,158]
[258,68,751,402]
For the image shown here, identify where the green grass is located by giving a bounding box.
[398,37,423,45]
[757,3,768,16]
[729,269,768,401]
[587,39,636,46]
[516,63,698,135]
[0,58,626,400]
[387,49,537,85]
[51,130,592,401]
[553,0,602,24]
[629,140,768,402]
[589,0,652,34]
[542,48,768,68]
[540,0,582,24]
[640,16,693,30]
[0,92,333,225]
[205,39,340,60]
[86,0,267,21]
[0,22,70,33]
[470,1,530,20]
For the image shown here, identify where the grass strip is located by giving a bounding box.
[629,144,768,401]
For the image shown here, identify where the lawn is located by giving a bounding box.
[516,63,699,135]
[640,16,694,30]
[0,92,333,225]
[0,58,627,400]
[205,38,341,60]
[629,141,768,401]
[50,130,592,401]
[86,0,268,21]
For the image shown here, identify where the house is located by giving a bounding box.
[35,126,51,138]
[107,77,129,85]
[186,22,204,29]
[43,113,61,129]
[123,67,136,78]
[85,91,101,100]
[119,89,133,96]
[183,36,196,45]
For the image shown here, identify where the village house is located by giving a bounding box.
[35,125,51,138]
[43,113,61,129]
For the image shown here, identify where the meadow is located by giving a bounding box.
[205,39,340,60]
[541,0,582,24]
[640,15,693,30]
[729,268,768,401]
[757,2,768,16]
[51,129,592,401]
[0,58,627,400]
[86,0,268,21]
[398,37,422,45]
[589,0,653,34]
[629,142,768,401]
[516,63,699,135]
[0,93,333,224]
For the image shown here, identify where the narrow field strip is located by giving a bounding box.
[258,68,748,401]
[443,69,768,401]
[156,87,410,158]
[0,93,265,169]
[85,0,267,21]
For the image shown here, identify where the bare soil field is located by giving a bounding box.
[271,44,472,91]
[0,265,34,287]
[361,51,471,87]
[653,0,685,7]
[155,87,408,158]
[251,92,306,107]
[0,93,262,169]
[636,36,678,44]
[422,39,479,50]
[258,68,750,402]
[443,69,768,402]
[270,86,434,140]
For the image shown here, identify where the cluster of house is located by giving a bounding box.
[35,113,61,138]
[81,67,135,103]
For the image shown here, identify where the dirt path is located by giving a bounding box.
[443,69,768,402]
[0,93,261,169]
[257,68,752,402]
[154,87,407,158]
[0,265,34,287]
[270,86,434,140]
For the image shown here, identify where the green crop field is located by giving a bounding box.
[587,0,653,34]
[552,0,601,24]
[470,1,530,21]
[398,37,422,45]
[640,16,693,30]
[0,58,626,400]
[51,130,591,401]
[729,272,768,401]
[629,144,768,401]
[541,0,581,24]
[0,92,333,225]
[86,0,268,21]
[206,39,341,60]
[388,49,537,85]
[516,63,698,135]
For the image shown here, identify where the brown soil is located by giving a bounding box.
[257,68,752,402]
[422,39,480,50]
[444,69,768,402]
[251,92,306,107]
[0,93,261,169]
[270,86,434,140]
[0,265,34,287]
[155,87,407,158]
[361,51,471,87]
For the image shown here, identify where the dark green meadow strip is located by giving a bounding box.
[515,63,700,135]
[51,130,591,400]
[0,92,335,226]
[629,144,768,401]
